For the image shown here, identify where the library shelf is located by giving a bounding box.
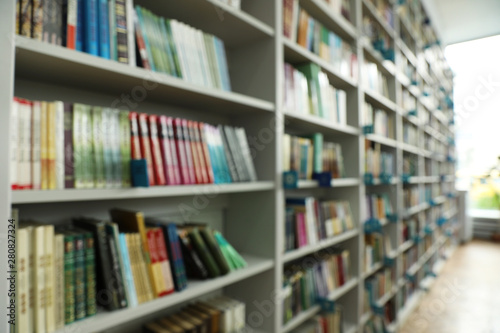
[53,254,273,333]
[400,142,422,155]
[398,240,414,254]
[406,236,446,277]
[290,178,360,190]
[362,40,396,77]
[283,229,359,263]
[15,37,274,115]
[442,208,458,221]
[374,285,398,308]
[299,0,357,40]
[396,39,418,67]
[430,195,447,205]
[397,291,423,326]
[364,89,398,113]
[363,262,384,279]
[12,181,275,204]
[283,110,360,136]
[134,0,274,47]
[281,278,359,333]
[362,0,396,39]
[401,112,421,127]
[365,133,398,148]
[283,38,358,89]
[366,177,399,186]
[421,176,441,184]
[424,125,447,143]
[403,202,430,218]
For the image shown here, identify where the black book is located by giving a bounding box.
[72,217,122,311]
[177,228,208,280]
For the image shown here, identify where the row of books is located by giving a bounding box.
[402,246,419,272]
[364,267,395,306]
[143,296,245,333]
[403,122,419,146]
[364,233,385,272]
[403,187,423,209]
[282,249,351,324]
[402,155,417,177]
[291,309,344,333]
[365,193,394,222]
[366,0,394,28]
[284,198,355,252]
[362,102,395,139]
[10,98,257,190]
[365,142,394,178]
[14,208,246,333]
[283,1,358,80]
[16,0,130,63]
[283,133,345,180]
[361,16,393,61]
[402,218,418,242]
[362,61,390,98]
[283,62,347,124]
[134,5,231,91]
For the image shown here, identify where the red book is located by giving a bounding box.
[187,121,204,184]
[157,116,179,185]
[146,229,168,297]
[173,118,190,184]
[181,119,196,184]
[138,113,155,186]
[65,0,77,49]
[148,115,166,185]
[129,112,141,160]
[197,123,215,184]
[296,212,307,248]
[192,122,209,184]
[154,228,175,295]
[336,254,345,286]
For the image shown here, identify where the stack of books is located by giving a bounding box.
[282,249,351,324]
[15,208,247,332]
[134,5,231,91]
[362,60,390,98]
[282,1,357,80]
[364,267,395,304]
[283,62,347,124]
[362,102,395,138]
[283,133,345,180]
[291,307,344,333]
[365,141,394,178]
[16,0,130,63]
[284,198,355,252]
[364,233,383,271]
[143,296,245,333]
[10,98,257,190]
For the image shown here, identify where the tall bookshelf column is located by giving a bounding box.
[0,1,17,332]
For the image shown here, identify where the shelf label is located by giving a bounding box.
[313,172,332,188]
[317,298,335,313]
[380,173,393,184]
[131,159,150,187]
[364,218,382,234]
[402,174,412,184]
[363,125,374,135]
[424,225,433,235]
[386,213,398,223]
[364,173,375,185]
[283,171,298,189]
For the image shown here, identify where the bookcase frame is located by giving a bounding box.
[0,0,458,332]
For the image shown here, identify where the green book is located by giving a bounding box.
[91,107,105,188]
[199,227,230,275]
[159,17,177,77]
[296,63,324,117]
[80,104,94,188]
[61,231,76,324]
[72,232,86,320]
[111,110,122,188]
[203,33,221,89]
[187,228,221,278]
[82,231,96,317]
[102,108,114,187]
[119,111,131,187]
[144,9,166,73]
[153,15,172,75]
[72,104,84,189]
[165,19,182,78]
[311,132,323,174]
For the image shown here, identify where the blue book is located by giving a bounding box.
[76,0,84,51]
[215,127,232,183]
[98,0,110,58]
[165,223,188,291]
[118,233,138,307]
[213,37,231,92]
[84,0,99,55]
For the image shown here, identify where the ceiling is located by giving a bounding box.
[422,0,500,46]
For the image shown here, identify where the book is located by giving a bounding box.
[83,0,99,55]
[177,227,208,280]
[145,228,169,297]
[114,0,129,63]
[138,113,155,186]
[148,115,167,186]
[157,116,181,185]
[64,102,75,188]
[118,233,138,307]
[153,228,176,294]
[98,0,110,58]
[186,227,221,278]
[63,0,78,49]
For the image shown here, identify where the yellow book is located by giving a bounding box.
[16,228,29,333]
[125,234,144,304]
[134,234,154,301]
[40,102,48,190]
[54,234,65,330]
[44,225,55,332]
[47,102,56,189]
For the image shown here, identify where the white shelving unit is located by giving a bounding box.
[0,0,458,332]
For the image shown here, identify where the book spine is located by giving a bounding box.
[84,0,99,55]
[72,104,83,188]
[20,0,32,37]
[82,105,95,188]
[181,120,196,185]
[34,227,46,332]
[157,116,174,185]
[16,228,29,333]
[138,113,155,186]
[108,0,117,60]
[63,234,76,324]
[102,108,114,187]
[119,111,131,187]
[148,115,166,186]
[111,110,122,188]
[56,102,65,189]
[98,0,110,58]
[73,234,86,320]
[64,103,75,188]
[47,102,57,189]
[84,233,97,316]
[166,117,181,185]
[154,228,175,294]
[32,0,43,40]
[44,227,55,332]
[54,234,65,329]
[10,99,18,190]
[114,0,128,63]
[192,122,209,184]
[107,234,128,308]
[129,112,141,159]
[173,118,189,184]
[119,234,138,307]
[197,122,214,184]
[133,9,151,69]
[76,0,84,50]
[188,120,203,184]
[64,0,77,49]
[164,224,183,291]
[146,230,167,297]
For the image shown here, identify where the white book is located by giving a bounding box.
[18,100,28,189]
[44,225,55,333]
[201,33,217,88]
[112,110,122,188]
[290,0,299,43]
[101,108,113,188]
[170,20,191,83]
[17,228,29,333]
[24,101,32,189]
[55,102,64,189]
[10,99,19,189]
[178,22,194,85]
[24,225,34,333]
[305,197,319,245]
[337,90,347,125]
[53,234,64,330]
[33,225,45,333]
[188,25,205,87]
[330,86,339,123]
[282,133,291,172]
[196,29,212,88]
[32,101,42,189]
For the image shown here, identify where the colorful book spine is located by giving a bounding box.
[83,232,97,317]
[73,232,86,320]
[54,234,65,329]
[84,0,99,55]
[148,115,167,186]
[119,111,131,187]
[173,118,190,184]
[182,119,196,184]
[56,102,65,189]
[138,113,155,186]
[76,0,84,50]
[154,228,175,294]
[114,0,129,64]
[64,0,78,49]
[64,103,75,188]
[62,232,76,324]
[119,233,138,307]
[98,0,110,58]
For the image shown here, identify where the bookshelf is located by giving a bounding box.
[1,0,458,332]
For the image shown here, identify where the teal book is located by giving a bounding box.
[82,231,97,317]
[72,232,86,320]
[91,106,105,188]
[119,233,138,307]
[296,63,324,117]
[135,6,155,72]
[312,132,323,174]
[214,231,247,269]
[61,232,76,324]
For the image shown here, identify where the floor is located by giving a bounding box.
[400,240,500,333]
